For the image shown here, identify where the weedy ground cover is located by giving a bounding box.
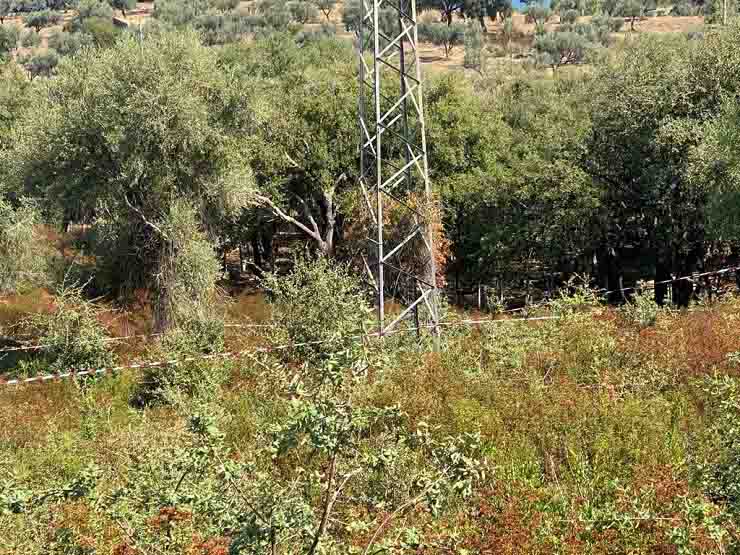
[1,271,740,554]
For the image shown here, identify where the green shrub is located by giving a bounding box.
[526,4,551,24]
[212,0,239,10]
[48,29,94,56]
[692,376,740,515]
[592,13,624,32]
[257,0,293,29]
[129,203,228,406]
[131,356,230,407]
[287,0,318,23]
[18,49,59,79]
[73,0,113,21]
[19,28,41,48]
[155,200,226,333]
[130,317,228,406]
[621,285,661,329]
[671,1,692,16]
[561,8,578,23]
[20,283,116,374]
[342,0,395,38]
[0,199,50,294]
[0,24,20,58]
[262,257,371,364]
[464,19,484,70]
[79,16,119,47]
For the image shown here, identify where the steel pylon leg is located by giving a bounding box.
[358,0,440,349]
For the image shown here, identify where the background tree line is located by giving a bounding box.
[2,12,740,334]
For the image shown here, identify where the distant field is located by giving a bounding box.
[0,3,707,73]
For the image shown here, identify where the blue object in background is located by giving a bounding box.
[511,0,552,10]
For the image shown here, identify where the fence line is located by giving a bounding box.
[2,264,739,381]
[598,264,740,297]
[0,323,274,354]
[0,314,568,387]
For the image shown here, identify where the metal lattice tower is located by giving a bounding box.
[358,0,440,345]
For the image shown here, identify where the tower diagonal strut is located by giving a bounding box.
[358,0,440,346]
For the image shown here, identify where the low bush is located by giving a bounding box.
[18,49,59,79]
[622,285,661,329]
[0,199,50,294]
[19,283,116,374]
[262,256,371,364]
[561,7,578,23]
[692,375,740,515]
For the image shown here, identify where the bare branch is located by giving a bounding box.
[123,194,168,240]
[362,480,442,555]
[254,194,322,243]
[284,151,301,168]
[309,456,360,555]
[296,195,321,238]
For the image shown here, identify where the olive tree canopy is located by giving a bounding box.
[3,30,256,330]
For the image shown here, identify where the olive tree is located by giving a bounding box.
[108,0,136,17]
[4,31,255,332]
[623,0,642,30]
[0,0,14,24]
[288,0,318,23]
[312,0,335,21]
[23,9,62,31]
[342,0,395,38]
[18,48,59,79]
[418,0,464,25]
[534,29,591,69]
[241,40,360,258]
[418,21,466,57]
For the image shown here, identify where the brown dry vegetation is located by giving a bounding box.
[2,288,740,551]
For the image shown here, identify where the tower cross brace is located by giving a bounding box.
[358,0,440,345]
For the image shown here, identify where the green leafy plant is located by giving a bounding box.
[621,284,661,329]
[18,49,59,79]
[20,282,116,374]
[287,0,318,23]
[262,257,371,364]
[692,376,740,515]
[0,198,49,294]
[463,19,484,71]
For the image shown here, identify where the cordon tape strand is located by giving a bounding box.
[0,314,564,387]
[0,323,276,354]
[2,264,739,387]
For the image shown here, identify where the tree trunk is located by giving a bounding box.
[320,191,336,258]
[654,257,671,306]
[262,227,274,271]
[153,239,177,334]
[597,244,623,305]
[250,236,263,276]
